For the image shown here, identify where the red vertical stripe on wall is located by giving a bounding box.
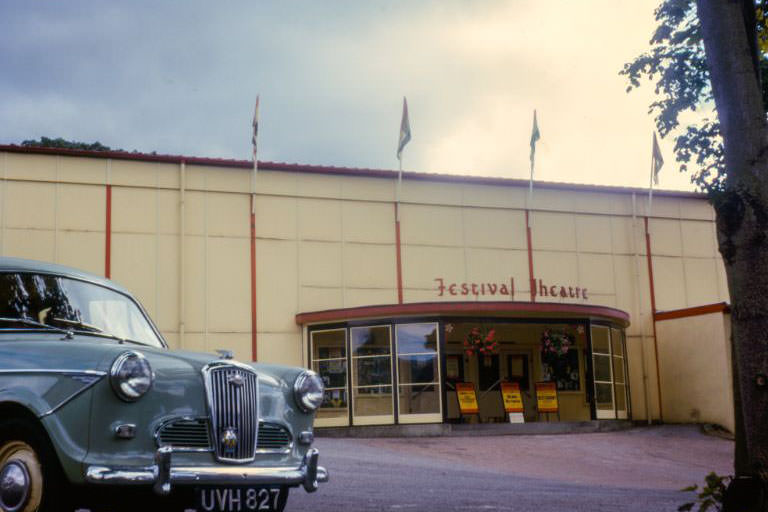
[105,185,112,278]
[526,210,535,302]
[250,196,258,361]
[644,216,663,421]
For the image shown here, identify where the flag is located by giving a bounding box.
[529,110,540,166]
[651,132,664,185]
[397,97,411,160]
[252,95,260,169]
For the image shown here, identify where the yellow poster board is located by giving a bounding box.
[500,382,524,413]
[535,381,559,413]
[455,382,479,415]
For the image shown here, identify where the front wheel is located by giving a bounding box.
[0,419,65,512]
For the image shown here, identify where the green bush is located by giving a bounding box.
[679,472,731,512]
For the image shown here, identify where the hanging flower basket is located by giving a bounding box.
[540,328,574,366]
[463,327,498,357]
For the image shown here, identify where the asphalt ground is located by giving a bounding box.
[288,425,734,512]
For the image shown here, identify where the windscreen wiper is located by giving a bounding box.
[0,317,73,338]
[50,317,148,346]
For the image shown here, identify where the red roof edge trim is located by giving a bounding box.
[0,144,702,198]
[295,301,630,327]
[654,302,731,321]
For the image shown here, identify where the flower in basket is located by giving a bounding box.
[463,327,498,356]
[540,329,574,361]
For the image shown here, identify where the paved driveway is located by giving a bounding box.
[289,425,733,511]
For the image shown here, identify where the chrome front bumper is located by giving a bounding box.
[85,447,328,495]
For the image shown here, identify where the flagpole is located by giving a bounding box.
[647,132,654,229]
[397,156,403,222]
[251,95,260,215]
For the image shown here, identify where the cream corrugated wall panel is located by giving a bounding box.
[298,287,344,313]
[182,333,206,354]
[299,242,342,287]
[681,220,717,257]
[110,160,163,188]
[463,209,527,250]
[652,256,687,310]
[207,193,249,237]
[578,253,615,295]
[678,197,716,221]
[400,204,463,246]
[401,180,463,206]
[625,335,649,420]
[112,233,157,316]
[252,170,298,197]
[575,215,612,253]
[4,154,57,181]
[156,235,180,333]
[610,216,645,256]
[155,163,181,189]
[529,188,578,213]
[256,239,298,333]
[343,243,396,289]
[58,184,105,231]
[5,181,56,229]
[612,255,652,337]
[295,174,344,199]
[207,237,250,332]
[531,212,576,251]
[199,166,249,194]
[566,192,617,215]
[652,195,685,219]
[297,199,342,242]
[340,176,394,202]
[402,246,465,289]
[112,187,157,233]
[461,183,526,209]
[345,288,397,308]
[183,236,206,333]
[258,332,302,367]
[254,196,297,240]
[464,248,527,295]
[158,190,180,234]
[3,229,55,262]
[57,231,103,276]
[342,202,395,244]
[164,332,180,350]
[58,157,107,184]
[649,219,683,256]
[184,192,207,236]
[683,258,720,306]
[533,251,578,288]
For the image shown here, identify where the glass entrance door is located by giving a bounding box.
[395,322,442,423]
[350,325,394,425]
[591,324,629,419]
[310,328,349,427]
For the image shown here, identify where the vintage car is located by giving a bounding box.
[0,257,327,512]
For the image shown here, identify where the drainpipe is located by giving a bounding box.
[632,193,652,425]
[179,159,186,347]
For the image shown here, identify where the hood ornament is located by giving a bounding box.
[215,349,234,360]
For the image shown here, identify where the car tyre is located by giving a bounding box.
[0,419,66,512]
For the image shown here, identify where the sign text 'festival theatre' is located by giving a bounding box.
[435,277,589,300]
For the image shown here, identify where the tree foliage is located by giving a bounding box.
[621,0,768,196]
[20,137,119,152]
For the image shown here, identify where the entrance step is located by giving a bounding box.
[316,420,633,438]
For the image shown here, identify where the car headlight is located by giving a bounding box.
[110,351,154,402]
[293,370,325,413]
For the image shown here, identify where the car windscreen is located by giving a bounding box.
[0,272,164,348]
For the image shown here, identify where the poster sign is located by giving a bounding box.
[455,382,479,414]
[500,382,524,413]
[535,381,559,413]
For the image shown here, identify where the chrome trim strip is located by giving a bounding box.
[7,371,109,418]
[0,370,106,376]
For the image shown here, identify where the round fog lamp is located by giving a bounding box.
[110,351,154,402]
[293,371,325,413]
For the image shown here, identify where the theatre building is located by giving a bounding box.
[0,145,734,431]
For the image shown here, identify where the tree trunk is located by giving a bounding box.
[696,0,768,507]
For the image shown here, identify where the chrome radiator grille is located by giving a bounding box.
[203,363,259,463]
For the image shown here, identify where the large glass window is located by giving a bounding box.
[591,324,629,420]
[396,323,441,423]
[311,329,348,427]
[350,325,394,425]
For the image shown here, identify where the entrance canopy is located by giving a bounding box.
[296,301,630,328]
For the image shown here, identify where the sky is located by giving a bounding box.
[0,1,697,191]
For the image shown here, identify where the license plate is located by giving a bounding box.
[195,486,287,512]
